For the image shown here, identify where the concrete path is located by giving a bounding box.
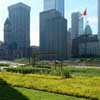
[0,60,25,71]
[73,65,100,69]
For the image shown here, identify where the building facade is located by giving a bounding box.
[98,0,100,40]
[44,0,64,16]
[72,34,100,57]
[67,30,72,58]
[4,18,12,46]
[71,12,83,39]
[8,3,31,49]
[3,3,31,59]
[79,35,100,57]
[84,24,92,35]
[40,10,67,59]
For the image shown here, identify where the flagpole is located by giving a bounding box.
[85,15,87,57]
[84,8,87,29]
[86,9,88,57]
[83,8,88,57]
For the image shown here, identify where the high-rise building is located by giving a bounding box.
[67,29,72,58]
[84,24,92,35]
[79,16,84,35]
[4,18,12,46]
[98,0,100,39]
[40,10,67,59]
[72,34,100,57]
[8,3,31,49]
[71,12,83,39]
[44,0,64,16]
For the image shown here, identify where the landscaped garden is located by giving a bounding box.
[1,59,100,100]
[0,71,100,100]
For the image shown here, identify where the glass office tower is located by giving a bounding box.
[44,0,64,16]
[98,0,100,40]
[8,3,31,48]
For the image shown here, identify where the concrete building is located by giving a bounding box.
[44,0,64,16]
[40,10,67,59]
[79,35,100,57]
[67,29,72,58]
[73,0,100,58]
[8,3,31,49]
[72,34,100,57]
[71,12,83,39]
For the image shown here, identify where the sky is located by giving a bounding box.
[0,0,98,46]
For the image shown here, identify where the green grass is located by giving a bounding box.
[0,85,86,100]
[14,58,100,76]
[7,63,100,77]
[15,87,86,100]
[0,72,100,99]
[62,66,100,76]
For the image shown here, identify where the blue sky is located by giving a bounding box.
[0,0,97,46]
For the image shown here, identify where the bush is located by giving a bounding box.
[0,72,99,100]
[0,63,10,67]
[7,67,51,74]
[63,71,72,78]
[34,65,51,69]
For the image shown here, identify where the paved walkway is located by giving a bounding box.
[73,65,100,69]
[0,61,25,71]
[0,60,100,69]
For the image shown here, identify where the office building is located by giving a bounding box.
[98,0,100,39]
[4,18,12,46]
[40,10,67,59]
[71,12,83,39]
[72,34,100,57]
[8,3,31,49]
[44,0,64,16]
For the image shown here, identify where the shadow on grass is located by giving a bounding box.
[0,78,28,100]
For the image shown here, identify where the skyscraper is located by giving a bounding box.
[40,10,67,59]
[4,18,12,46]
[71,12,83,39]
[44,0,64,16]
[98,0,100,39]
[79,16,84,35]
[8,3,31,49]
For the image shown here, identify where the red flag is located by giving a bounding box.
[82,9,87,17]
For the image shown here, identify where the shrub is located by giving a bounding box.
[0,72,99,100]
[7,67,51,74]
[63,71,72,78]
[0,63,10,67]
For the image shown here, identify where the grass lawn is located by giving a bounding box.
[7,63,100,76]
[0,86,85,100]
[0,72,100,99]
[63,66,100,76]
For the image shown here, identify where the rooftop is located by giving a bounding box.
[8,2,31,11]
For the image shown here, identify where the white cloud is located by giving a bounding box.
[87,16,98,25]
[86,16,98,34]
